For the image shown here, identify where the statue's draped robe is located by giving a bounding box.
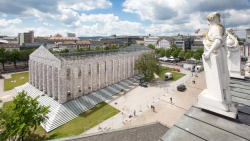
[227,35,241,77]
[203,25,231,107]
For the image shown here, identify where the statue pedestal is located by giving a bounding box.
[198,89,238,119]
[230,73,245,79]
[228,49,244,79]
[198,52,238,119]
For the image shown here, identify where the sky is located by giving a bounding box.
[0,0,249,38]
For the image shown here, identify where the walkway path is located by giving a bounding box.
[0,73,19,107]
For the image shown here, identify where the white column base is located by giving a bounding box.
[198,89,238,119]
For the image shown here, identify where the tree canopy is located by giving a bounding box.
[178,51,185,58]
[184,52,192,60]
[171,48,182,58]
[0,91,50,140]
[193,48,204,61]
[147,44,155,50]
[165,49,172,58]
[134,52,160,81]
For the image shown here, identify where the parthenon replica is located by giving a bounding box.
[29,45,151,104]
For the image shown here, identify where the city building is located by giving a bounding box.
[20,43,50,51]
[1,36,18,44]
[144,36,160,46]
[0,43,20,51]
[100,35,143,47]
[191,39,204,51]
[18,31,34,45]
[174,36,193,51]
[34,36,50,44]
[53,40,91,51]
[243,28,250,57]
[67,33,76,37]
[156,37,175,50]
[49,34,80,44]
[90,40,103,49]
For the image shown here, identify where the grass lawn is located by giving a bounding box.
[4,72,29,91]
[26,101,120,140]
[157,66,186,81]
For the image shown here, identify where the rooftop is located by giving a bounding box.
[51,122,169,141]
[160,77,250,140]
[55,44,151,60]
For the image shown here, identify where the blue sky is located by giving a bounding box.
[0,0,249,38]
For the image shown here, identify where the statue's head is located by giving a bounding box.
[207,12,220,25]
[226,28,235,35]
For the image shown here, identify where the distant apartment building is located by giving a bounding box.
[191,38,204,51]
[34,36,50,44]
[18,31,34,45]
[144,36,160,46]
[90,40,103,49]
[67,33,76,37]
[49,34,80,44]
[100,35,143,47]
[156,37,175,50]
[174,36,193,51]
[0,43,20,51]
[53,40,91,51]
[2,36,18,44]
[243,28,250,57]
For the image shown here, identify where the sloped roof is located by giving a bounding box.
[0,43,19,48]
[51,122,169,141]
[53,34,63,37]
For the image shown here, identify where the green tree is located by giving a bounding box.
[20,49,34,68]
[147,44,155,50]
[0,47,9,70]
[10,49,21,69]
[139,43,144,46]
[165,49,172,58]
[178,51,185,58]
[0,91,50,140]
[159,49,166,57]
[110,45,118,50]
[185,52,191,60]
[193,48,204,65]
[95,46,101,50]
[170,44,177,51]
[104,46,110,50]
[134,52,160,81]
[171,48,182,58]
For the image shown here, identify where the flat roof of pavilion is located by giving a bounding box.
[55,44,151,60]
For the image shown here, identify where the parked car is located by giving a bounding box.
[175,58,180,62]
[174,68,180,72]
[177,84,186,92]
[164,72,173,81]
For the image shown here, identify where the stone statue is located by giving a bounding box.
[197,12,237,119]
[226,28,244,79]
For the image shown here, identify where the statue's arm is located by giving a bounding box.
[203,39,221,60]
[232,35,239,48]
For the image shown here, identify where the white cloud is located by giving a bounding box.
[60,0,112,11]
[0,19,22,27]
[79,14,119,23]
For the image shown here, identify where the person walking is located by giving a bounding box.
[134,110,136,117]
[170,97,172,104]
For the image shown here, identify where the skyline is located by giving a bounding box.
[0,0,249,38]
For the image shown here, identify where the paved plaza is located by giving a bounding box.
[84,66,206,134]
